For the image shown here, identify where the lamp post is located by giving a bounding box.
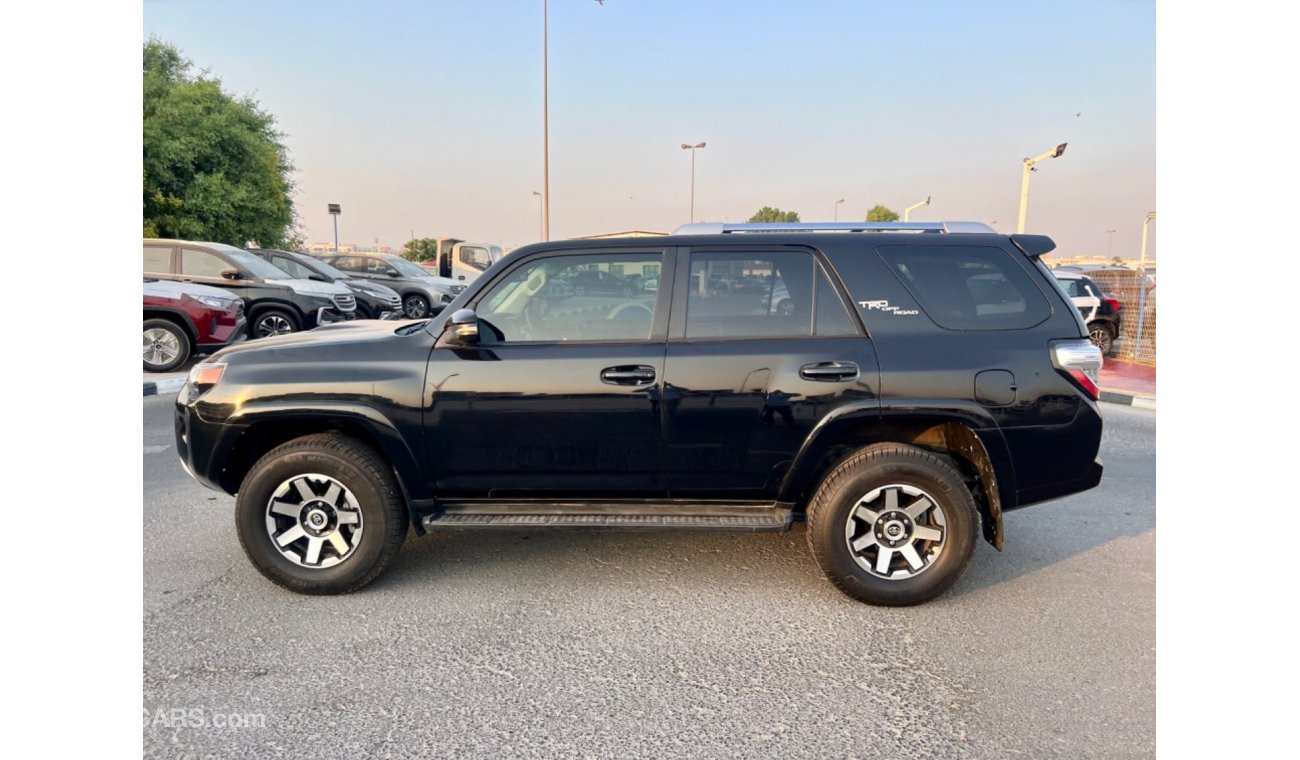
[1016,142,1067,233]
[903,196,931,222]
[541,1,550,240]
[1106,229,1117,259]
[833,198,844,222]
[532,191,543,241]
[681,142,706,223]
[327,203,341,251]
[1132,212,1156,359]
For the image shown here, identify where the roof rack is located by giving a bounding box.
[672,221,997,235]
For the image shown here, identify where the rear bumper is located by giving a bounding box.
[1012,459,1104,510]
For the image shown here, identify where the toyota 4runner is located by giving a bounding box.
[175,221,1104,606]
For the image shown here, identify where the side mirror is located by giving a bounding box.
[445,308,479,345]
[220,269,244,281]
[386,269,401,277]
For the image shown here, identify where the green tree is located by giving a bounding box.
[866,205,900,222]
[748,206,800,223]
[402,238,438,263]
[143,39,294,246]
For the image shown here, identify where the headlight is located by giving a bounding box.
[190,294,236,309]
[294,289,339,299]
[188,362,226,391]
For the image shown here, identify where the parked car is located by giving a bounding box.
[319,252,464,318]
[144,239,356,338]
[248,248,403,320]
[175,220,1103,606]
[1052,269,1122,355]
[564,268,637,297]
[143,278,245,372]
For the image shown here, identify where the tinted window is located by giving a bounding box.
[180,248,231,279]
[877,245,1050,330]
[272,255,314,280]
[815,265,858,336]
[1056,277,1083,297]
[204,244,294,279]
[330,256,363,273]
[685,251,812,339]
[477,252,662,342]
[143,246,171,274]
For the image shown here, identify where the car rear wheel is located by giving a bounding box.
[806,443,978,606]
[236,433,409,594]
[403,294,430,318]
[252,308,299,338]
[1088,321,1115,355]
[143,318,191,373]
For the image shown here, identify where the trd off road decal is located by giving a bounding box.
[858,299,919,317]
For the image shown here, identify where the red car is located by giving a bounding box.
[143,278,246,372]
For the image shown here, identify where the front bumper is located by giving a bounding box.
[174,395,244,494]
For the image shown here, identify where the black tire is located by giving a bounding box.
[143,318,192,373]
[251,308,299,339]
[1088,321,1116,356]
[806,443,978,606]
[235,433,409,595]
[403,294,430,318]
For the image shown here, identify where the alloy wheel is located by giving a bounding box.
[264,473,365,569]
[404,296,428,318]
[1089,325,1113,354]
[844,484,947,579]
[256,315,294,338]
[143,328,181,368]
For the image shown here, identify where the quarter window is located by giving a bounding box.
[815,265,858,336]
[877,245,1051,330]
[143,246,171,274]
[477,252,662,342]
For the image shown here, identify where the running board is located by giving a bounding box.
[422,502,793,532]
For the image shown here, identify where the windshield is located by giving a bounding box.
[210,244,295,280]
[299,255,351,281]
[490,245,504,263]
[385,256,434,278]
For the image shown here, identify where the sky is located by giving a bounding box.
[143,0,1155,257]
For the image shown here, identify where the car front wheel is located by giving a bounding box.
[252,308,299,339]
[806,443,978,606]
[235,434,408,594]
[143,318,191,372]
[403,294,430,318]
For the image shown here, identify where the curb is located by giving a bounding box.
[144,378,187,398]
[1099,390,1156,410]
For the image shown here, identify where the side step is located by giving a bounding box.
[422,502,793,532]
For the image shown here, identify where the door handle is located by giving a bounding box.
[601,365,656,385]
[800,361,859,382]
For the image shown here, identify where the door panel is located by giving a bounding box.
[424,247,672,498]
[660,246,879,498]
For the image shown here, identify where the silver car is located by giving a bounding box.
[319,252,465,318]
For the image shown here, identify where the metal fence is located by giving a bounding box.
[1080,268,1157,365]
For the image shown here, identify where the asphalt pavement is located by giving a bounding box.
[143,396,1155,758]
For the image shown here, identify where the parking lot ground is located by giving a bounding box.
[143,396,1155,758]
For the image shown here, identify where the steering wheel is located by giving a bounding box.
[607,302,653,322]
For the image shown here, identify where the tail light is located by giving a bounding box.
[1051,339,1102,400]
[1104,297,1121,313]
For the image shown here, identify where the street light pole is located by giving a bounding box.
[834,198,844,222]
[532,191,543,241]
[1133,212,1156,359]
[1106,229,1117,259]
[1016,142,1068,233]
[541,0,550,241]
[681,142,706,223]
[328,203,341,251]
[903,196,931,222]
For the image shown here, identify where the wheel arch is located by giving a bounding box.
[143,308,198,344]
[780,402,1014,550]
[217,405,430,532]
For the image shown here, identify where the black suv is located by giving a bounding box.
[248,248,404,320]
[175,222,1103,606]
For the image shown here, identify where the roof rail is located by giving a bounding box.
[672,221,997,235]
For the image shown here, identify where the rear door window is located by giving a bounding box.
[877,245,1050,330]
[180,248,231,279]
[684,251,813,339]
